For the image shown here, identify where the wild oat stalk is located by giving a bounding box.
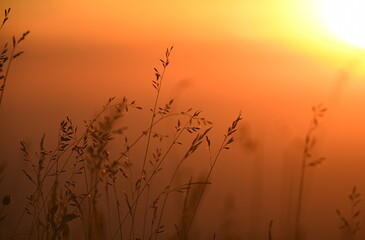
[12,98,138,240]
[0,8,30,109]
[182,112,242,240]
[336,186,361,240]
[129,46,173,238]
[294,104,326,240]
[111,109,211,240]
[153,124,212,240]
[141,46,174,175]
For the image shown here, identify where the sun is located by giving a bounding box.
[317,0,365,48]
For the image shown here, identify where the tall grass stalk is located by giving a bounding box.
[336,186,361,240]
[0,8,29,110]
[131,46,173,239]
[294,104,326,240]
[111,109,213,239]
[153,124,212,240]
[183,113,242,240]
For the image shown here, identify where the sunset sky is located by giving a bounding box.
[1,0,365,239]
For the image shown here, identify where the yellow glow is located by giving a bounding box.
[318,0,365,48]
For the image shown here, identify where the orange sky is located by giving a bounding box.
[1,1,365,239]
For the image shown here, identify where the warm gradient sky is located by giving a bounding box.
[2,0,365,239]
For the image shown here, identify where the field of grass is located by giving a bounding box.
[0,7,362,240]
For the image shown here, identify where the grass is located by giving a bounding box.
[0,8,242,240]
[336,186,361,240]
[294,104,327,240]
[11,58,240,240]
[0,6,363,240]
[0,8,30,109]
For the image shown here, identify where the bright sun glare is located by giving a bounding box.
[318,0,365,48]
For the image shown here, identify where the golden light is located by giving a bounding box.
[317,0,365,48]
